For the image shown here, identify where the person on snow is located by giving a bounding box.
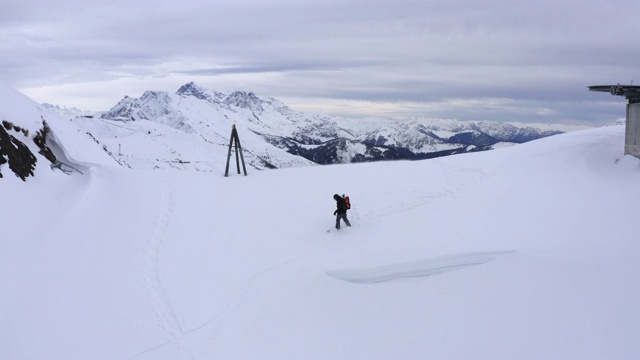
[333,194,351,230]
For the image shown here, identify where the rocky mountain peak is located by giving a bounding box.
[101,95,137,120]
[140,91,172,104]
[223,91,264,112]
[176,81,209,100]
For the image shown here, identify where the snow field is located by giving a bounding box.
[1,122,639,359]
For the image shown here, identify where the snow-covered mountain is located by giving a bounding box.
[41,81,581,173]
[2,77,639,359]
[0,83,115,181]
[41,103,94,119]
[0,81,589,181]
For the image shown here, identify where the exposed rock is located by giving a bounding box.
[0,123,37,181]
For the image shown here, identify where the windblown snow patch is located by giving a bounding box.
[326,251,514,284]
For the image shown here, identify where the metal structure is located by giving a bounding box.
[224,124,248,176]
[50,160,83,175]
[588,84,640,102]
[589,84,640,158]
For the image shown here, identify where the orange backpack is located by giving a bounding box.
[343,195,351,210]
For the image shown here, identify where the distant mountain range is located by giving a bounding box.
[0,80,592,181]
[42,82,580,172]
[40,103,93,119]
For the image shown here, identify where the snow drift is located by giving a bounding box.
[1,81,639,359]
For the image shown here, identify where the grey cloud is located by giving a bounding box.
[2,0,639,124]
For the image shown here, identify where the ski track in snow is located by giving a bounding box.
[326,251,514,284]
[355,162,487,222]
[132,252,312,359]
[133,215,311,360]
[137,175,190,358]
[197,252,312,357]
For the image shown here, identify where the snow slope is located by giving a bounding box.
[1,119,639,359]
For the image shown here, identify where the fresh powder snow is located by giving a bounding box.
[1,83,639,359]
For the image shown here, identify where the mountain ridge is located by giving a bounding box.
[1,81,589,180]
[85,82,575,169]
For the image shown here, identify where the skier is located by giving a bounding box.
[333,194,351,230]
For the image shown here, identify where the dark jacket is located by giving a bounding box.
[334,194,347,215]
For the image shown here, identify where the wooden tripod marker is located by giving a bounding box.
[225,124,248,176]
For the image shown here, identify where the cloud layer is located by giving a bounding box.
[2,0,638,124]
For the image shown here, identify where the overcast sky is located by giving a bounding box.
[1,0,639,124]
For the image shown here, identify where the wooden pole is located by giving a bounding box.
[234,129,241,174]
[236,131,248,176]
[224,126,234,177]
[224,124,248,176]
